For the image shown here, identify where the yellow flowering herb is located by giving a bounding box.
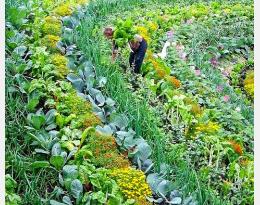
[195,121,220,135]
[244,70,254,98]
[109,168,152,204]
[42,16,62,36]
[165,75,181,88]
[42,35,60,51]
[53,3,73,17]
[51,54,69,78]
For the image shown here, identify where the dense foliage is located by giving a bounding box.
[6,0,254,205]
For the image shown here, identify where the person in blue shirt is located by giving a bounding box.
[104,27,147,74]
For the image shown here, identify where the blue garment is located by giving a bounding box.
[129,39,147,73]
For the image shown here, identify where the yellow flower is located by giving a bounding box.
[195,121,220,135]
[53,3,73,17]
[109,168,152,204]
[147,21,158,32]
[135,26,151,43]
[42,16,62,36]
[51,54,69,78]
[244,70,254,98]
[42,35,60,50]
[76,0,89,5]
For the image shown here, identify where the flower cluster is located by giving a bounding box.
[53,3,73,17]
[229,140,243,155]
[55,91,101,129]
[109,168,152,204]
[75,0,89,5]
[195,121,220,135]
[42,16,62,36]
[190,4,209,18]
[51,54,69,78]
[244,70,254,98]
[166,76,181,88]
[42,34,60,51]
[85,133,130,169]
[147,21,158,32]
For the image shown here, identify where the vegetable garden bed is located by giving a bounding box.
[5,0,254,205]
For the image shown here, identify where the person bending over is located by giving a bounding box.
[103,27,147,73]
[128,34,147,73]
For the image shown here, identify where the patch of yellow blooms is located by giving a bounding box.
[244,70,254,98]
[51,54,70,78]
[195,121,220,135]
[109,168,152,204]
[53,3,74,17]
[42,35,60,50]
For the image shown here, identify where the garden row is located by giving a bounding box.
[6,0,199,204]
[74,1,254,204]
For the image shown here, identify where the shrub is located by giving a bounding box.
[55,91,101,129]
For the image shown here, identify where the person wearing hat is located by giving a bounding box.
[103,27,147,73]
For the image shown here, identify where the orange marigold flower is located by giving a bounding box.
[166,76,181,88]
[229,140,243,155]
[156,68,167,78]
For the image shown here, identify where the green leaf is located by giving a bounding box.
[96,93,106,106]
[31,115,46,130]
[50,200,67,205]
[45,109,57,125]
[63,196,73,205]
[31,161,50,169]
[66,73,84,92]
[79,127,95,148]
[107,196,121,205]
[5,174,17,192]
[27,98,39,112]
[45,123,57,131]
[14,45,27,56]
[157,180,172,196]
[92,191,106,203]
[63,165,78,179]
[96,125,113,136]
[34,149,50,154]
[8,6,27,27]
[135,141,152,161]
[70,179,83,199]
[52,143,62,156]
[89,174,102,189]
[50,156,65,170]
[169,197,182,204]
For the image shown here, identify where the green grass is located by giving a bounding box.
[5,0,58,202]
[5,69,59,204]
